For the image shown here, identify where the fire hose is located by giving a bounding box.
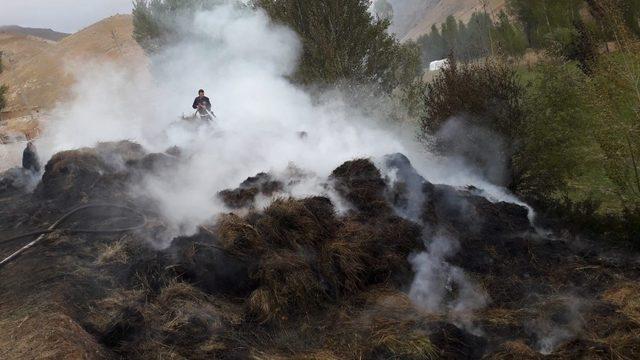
[0,204,147,269]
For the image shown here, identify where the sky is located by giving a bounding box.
[0,0,134,33]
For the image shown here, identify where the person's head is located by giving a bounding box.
[198,89,205,97]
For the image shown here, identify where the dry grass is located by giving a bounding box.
[96,238,130,265]
[603,283,640,325]
[217,213,264,255]
[88,280,243,359]
[324,288,438,360]
[330,159,391,216]
[0,307,109,359]
[487,340,541,359]
[249,250,327,322]
[217,194,421,325]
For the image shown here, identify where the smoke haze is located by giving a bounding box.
[28,2,543,333]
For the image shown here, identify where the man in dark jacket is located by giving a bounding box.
[192,89,212,111]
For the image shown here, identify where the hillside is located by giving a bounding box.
[391,0,506,41]
[0,15,147,123]
[0,25,69,42]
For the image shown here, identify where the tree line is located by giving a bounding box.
[418,0,640,64]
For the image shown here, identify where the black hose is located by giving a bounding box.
[0,204,147,269]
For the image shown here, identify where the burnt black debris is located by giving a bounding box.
[0,141,638,359]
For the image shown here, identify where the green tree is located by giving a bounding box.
[513,62,592,202]
[464,12,493,59]
[546,19,598,74]
[587,0,640,40]
[418,24,446,64]
[589,19,640,202]
[440,15,459,55]
[507,0,582,48]
[492,11,527,57]
[255,0,421,94]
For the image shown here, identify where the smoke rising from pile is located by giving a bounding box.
[409,234,488,331]
[30,2,538,328]
[37,3,523,232]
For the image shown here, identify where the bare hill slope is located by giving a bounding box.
[392,0,506,41]
[0,15,146,122]
[0,25,69,41]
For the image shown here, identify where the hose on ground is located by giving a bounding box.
[0,204,147,269]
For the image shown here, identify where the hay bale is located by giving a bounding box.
[218,172,284,209]
[423,183,531,238]
[0,311,110,360]
[36,149,112,201]
[95,141,146,164]
[217,213,264,255]
[249,250,328,323]
[336,215,422,285]
[330,289,438,360]
[330,159,391,216]
[319,238,370,295]
[369,321,436,360]
[256,197,337,249]
[91,281,242,359]
[383,153,428,220]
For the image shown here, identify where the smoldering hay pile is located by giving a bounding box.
[1,140,639,359]
[1,3,639,359]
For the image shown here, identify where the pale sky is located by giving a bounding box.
[0,0,134,33]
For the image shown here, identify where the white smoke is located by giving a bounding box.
[35,3,529,233]
[409,234,488,332]
[37,4,410,230]
[29,2,536,325]
[527,296,588,354]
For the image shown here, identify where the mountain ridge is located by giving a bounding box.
[0,25,69,42]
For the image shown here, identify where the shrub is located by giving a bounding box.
[512,61,594,202]
[420,57,526,188]
[545,20,599,74]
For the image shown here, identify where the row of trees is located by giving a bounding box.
[418,0,640,65]
[417,11,527,64]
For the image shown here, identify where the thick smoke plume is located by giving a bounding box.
[27,2,538,330]
[36,3,523,233]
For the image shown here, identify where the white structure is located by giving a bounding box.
[429,59,449,72]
